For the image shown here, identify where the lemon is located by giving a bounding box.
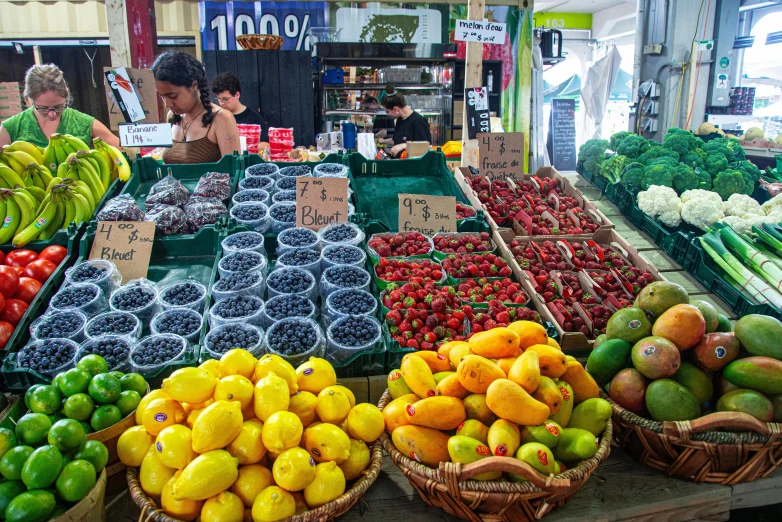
[135,389,171,425]
[199,359,222,379]
[315,388,351,425]
[231,464,273,507]
[192,400,243,453]
[142,398,186,436]
[117,425,155,467]
[261,411,303,452]
[201,491,245,522]
[251,486,295,522]
[140,445,176,497]
[288,392,317,426]
[156,425,197,469]
[163,368,219,404]
[255,355,298,395]
[303,461,345,509]
[332,386,356,408]
[302,423,351,464]
[266,449,281,464]
[227,421,266,465]
[271,447,316,492]
[338,439,371,481]
[172,450,239,501]
[291,492,308,515]
[186,408,205,429]
[162,471,203,521]
[219,349,257,380]
[214,376,254,410]
[183,398,214,415]
[296,358,336,394]
[253,373,290,422]
[346,404,384,443]
[241,403,256,422]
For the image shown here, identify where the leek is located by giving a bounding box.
[753,224,782,258]
[719,225,782,292]
[751,240,782,271]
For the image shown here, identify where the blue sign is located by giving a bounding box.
[200,1,327,51]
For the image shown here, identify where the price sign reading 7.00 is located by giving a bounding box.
[296,176,349,231]
[398,194,457,236]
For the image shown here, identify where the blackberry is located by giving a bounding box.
[79,336,132,370]
[239,176,274,191]
[277,249,320,268]
[278,228,318,249]
[323,266,369,289]
[328,316,380,347]
[246,163,279,177]
[52,284,99,310]
[279,165,311,178]
[314,163,348,177]
[264,294,314,321]
[269,202,296,223]
[327,289,376,316]
[219,251,265,274]
[322,245,364,266]
[272,190,296,204]
[233,189,270,205]
[211,295,263,320]
[222,232,264,252]
[161,282,205,307]
[213,271,263,293]
[267,268,315,295]
[274,177,297,192]
[266,318,320,356]
[69,263,107,283]
[231,203,268,221]
[205,323,261,355]
[18,339,77,374]
[152,309,202,338]
[86,312,140,338]
[33,312,86,340]
[132,335,186,367]
[320,223,359,244]
[111,285,155,312]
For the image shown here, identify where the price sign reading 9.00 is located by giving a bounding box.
[296,176,349,231]
[398,194,457,236]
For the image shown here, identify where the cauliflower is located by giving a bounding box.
[719,216,752,235]
[724,193,764,219]
[637,185,683,227]
[680,189,724,208]
[761,193,782,215]
[681,199,725,231]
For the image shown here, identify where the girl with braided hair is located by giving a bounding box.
[152,51,240,164]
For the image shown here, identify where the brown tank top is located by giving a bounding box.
[162,110,222,164]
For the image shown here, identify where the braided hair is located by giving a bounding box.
[152,51,214,127]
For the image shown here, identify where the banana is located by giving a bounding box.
[59,140,76,157]
[57,162,72,181]
[71,193,91,223]
[38,192,51,214]
[68,180,95,214]
[39,196,65,240]
[6,142,43,164]
[34,164,53,187]
[88,149,111,191]
[53,140,68,165]
[0,165,26,189]
[45,177,63,196]
[4,150,39,169]
[13,197,58,247]
[0,154,25,176]
[61,192,76,229]
[11,188,36,235]
[61,134,91,152]
[0,196,19,244]
[43,143,57,172]
[72,157,103,201]
[102,142,131,182]
[93,138,117,180]
[25,186,45,206]
[31,174,45,191]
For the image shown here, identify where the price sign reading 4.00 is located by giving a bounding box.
[478,132,525,181]
[399,194,457,236]
[88,221,156,283]
[296,176,349,231]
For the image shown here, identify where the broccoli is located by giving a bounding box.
[702,138,733,161]
[648,156,679,168]
[704,154,729,178]
[616,134,651,159]
[730,160,762,184]
[621,162,645,191]
[681,151,705,170]
[673,163,699,194]
[598,155,632,184]
[643,163,675,190]
[609,131,633,152]
[637,145,679,165]
[726,137,747,160]
[577,139,610,178]
[713,169,747,201]
[740,171,755,195]
[694,168,712,190]
[663,128,704,158]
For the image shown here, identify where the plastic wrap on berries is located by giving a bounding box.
[245,163,279,179]
[326,315,382,364]
[208,294,265,328]
[276,249,322,280]
[232,189,271,207]
[203,323,264,359]
[268,202,297,233]
[320,244,366,270]
[239,175,275,192]
[50,282,108,317]
[264,317,324,367]
[322,288,377,327]
[146,204,187,236]
[274,177,297,193]
[212,271,265,302]
[317,222,365,248]
[96,194,145,222]
[229,202,271,233]
[183,196,227,233]
[30,311,87,343]
[130,333,189,375]
[150,308,204,343]
[158,280,207,312]
[278,165,312,178]
[277,228,320,254]
[314,163,349,178]
[109,279,159,321]
[84,311,142,340]
[64,259,121,295]
[218,251,268,278]
[221,231,266,255]
[146,174,190,208]
[266,266,317,300]
[16,338,79,376]
[320,264,370,299]
[193,171,231,201]
[271,190,296,204]
[77,334,134,372]
[260,294,316,329]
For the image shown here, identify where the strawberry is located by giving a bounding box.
[405,339,419,349]
[385,310,402,326]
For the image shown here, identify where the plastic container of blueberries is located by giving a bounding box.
[108,279,160,322]
[325,315,383,365]
[322,288,378,327]
[266,266,318,301]
[239,175,275,191]
[158,280,208,313]
[274,177,298,193]
[264,317,325,367]
[320,244,367,271]
[317,222,365,248]
[275,249,322,280]
[64,259,122,296]
[207,295,265,328]
[320,265,371,299]
[202,323,265,360]
[314,163,349,178]
[218,250,268,279]
[30,310,88,343]
[271,190,296,205]
[260,294,317,329]
[15,338,80,377]
[229,202,271,233]
[278,165,312,179]
[245,163,280,179]
[232,189,271,207]
[268,202,296,233]
[211,271,265,302]
[50,283,108,318]
[84,311,142,341]
[276,228,320,254]
[150,309,204,344]
[221,231,266,256]
[76,334,135,372]
[130,334,190,376]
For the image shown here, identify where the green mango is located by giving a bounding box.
[519,421,562,449]
[567,398,612,436]
[548,381,574,427]
[723,357,782,395]
[586,339,632,385]
[447,436,499,481]
[552,428,599,463]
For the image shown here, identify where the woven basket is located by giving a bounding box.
[605,391,782,484]
[236,34,284,50]
[379,390,612,522]
[126,439,383,522]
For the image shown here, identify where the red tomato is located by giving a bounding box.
[0,266,19,299]
[5,250,38,268]
[23,259,57,284]
[37,246,67,267]
[0,251,5,266]
[8,267,24,277]
[0,299,27,326]
[13,278,41,304]
[0,321,13,349]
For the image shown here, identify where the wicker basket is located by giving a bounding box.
[606,392,782,484]
[379,390,612,522]
[126,439,383,522]
[236,34,284,50]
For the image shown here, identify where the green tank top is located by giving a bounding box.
[1,108,94,148]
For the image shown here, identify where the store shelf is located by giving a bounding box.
[706,114,757,125]
[324,84,445,90]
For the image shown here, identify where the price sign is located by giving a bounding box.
[118,123,173,147]
[398,194,457,236]
[454,20,507,44]
[296,176,349,230]
[89,221,156,284]
[465,87,490,140]
[478,132,525,181]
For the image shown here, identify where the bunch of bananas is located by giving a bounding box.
[41,133,130,183]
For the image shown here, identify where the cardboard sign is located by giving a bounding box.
[89,221,156,284]
[454,20,507,44]
[398,194,456,236]
[465,87,490,139]
[407,142,430,159]
[478,132,525,181]
[104,67,158,131]
[119,123,173,147]
[296,177,349,231]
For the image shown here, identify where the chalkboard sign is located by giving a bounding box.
[551,98,577,171]
[465,87,490,140]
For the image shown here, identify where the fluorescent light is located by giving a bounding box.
[739,1,780,12]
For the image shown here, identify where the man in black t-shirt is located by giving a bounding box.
[211,72,269,148]
[383,93,432,157]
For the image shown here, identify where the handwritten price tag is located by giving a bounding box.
[89,221,156,283]
[398,194,457,236]
[478,132,525,181]
[118,123,173,147]
[296,177,349,231]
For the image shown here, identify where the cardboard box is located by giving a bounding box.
[454,100,465,123]
[103,67,160,131]
[453,128,463,141]
[0,83,22,119]
[453,166,515,237]
[407,141,430,158]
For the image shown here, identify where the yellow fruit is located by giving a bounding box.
[525,344,567,378]
[391,425,450,468]
[187,408,205,429]
[435,373,469,399]
[382,394,417,432]
[232,464,273,508]
[406,396,466,430]
[227,421,267,465]
[457,355,506,394]
[255,355,298,395]
[496,357,517,376]
[338,439,370,481]
[447,436,500,481]
[136,389,171,425]
[163,367,219,404]
[547,337,561,350]
[463,394,496,425]
[304,461,345,509]
[400,355,436,399]
[455,419,489,444]
[508,321,548,350]
[468,327,521,359]
[162,472,203,521]
[288,391,317,426]
[118,425,155,467]
[559,360,600,405]
[251,486,295,522]
[192,400,244,453]
[214,375,255,410]
[142,398,186,436]
[199,359,223,379]
[532,376,563,415]
[254,372,290,422]
[172,450,240,501]
[315,388,351,425]
[487,419,521,457]
[296,357,336,394]
[486,379,549,426]
[402,351,451,373]
[201,491,245,522]
[183,398,215,415]
[219,349,257,379]
[140,445,176,497]
[331,385,356,408]
[272,447,316,491]
[346,403,384,443]
[508,349,540,393]
[241,403,256,422]
[449,344,473,370]
[387,369,414,399]
[433,371,455,384]
[156,425,197,469]
[262,411,303,452]
[291,492,308,515]
[438,340,469,361]
[302,423,351,464]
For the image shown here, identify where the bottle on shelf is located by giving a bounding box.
[487,70,494,93]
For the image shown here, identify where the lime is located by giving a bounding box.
[0,428,17,460]
[90,405,122,432]
[87,374,121,405]
[61,453,71,468]
[76,355,108,377]
[23,385,42,410]
[55,460,96,503]
[47,419,87,453]
[21,445,63,490]
[119,373,148,396]
[78,422,93,435]
[63,393,95,422]
[15,413,52,446]
[50,374,63,393]
[0,480,26,518]
[0,447,34,481]
[73,441,108,473]
[58,368,92,397]
[4,490,56,522]
[108,371,125,380]
[115,390,141,418]
[28,386,61,415]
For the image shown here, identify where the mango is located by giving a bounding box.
[717,389,774,422]
[734,314,782,360]
[594,334,607,347]
[559,360,599,405]
[690,299,719,333]
[486,379,549,426]
[508,321,548,350]
[468,328,520,359]
[673,362,714,411]
[568,398,611,436]
[456,420,489,444]
[609,369,648,415]
[691,333,740,372]
[532,376,562,415]
[631,336,681,379]
[457,355,506,394]
[405,396,466,431]
[438,341,469,361]
[586,338,632,385]
[447,436,499,480]
[524,344,567,378]
[769,394,782,422]
[436,374,469,399]
[723,356,782,395]
[606,307,652,345]
[449,344,473,370]
[552,428,598,463]
[382,394,418,432]
[433,371,455,384]
[555,460,567,474]
[495,357,517,376]
[715,373,740,398]
[547,337,561,350]
[519,421,562,449]
[387,370,414,400]
[391,426,450,468]
[403,352,451,374]
[400,356,436,399]
[463,394,496,425]
[651,304,706,350]
[487,419,521,457]
[507,349,540,394]
[635,281,689,321]
[549,382,574,427]
[516,442,557,475]
[645,379,700,422]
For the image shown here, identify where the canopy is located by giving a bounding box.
[610,69,633,101]
[544,75,581,103]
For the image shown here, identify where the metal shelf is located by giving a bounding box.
[325,110,442,116]
[324,84,445,90]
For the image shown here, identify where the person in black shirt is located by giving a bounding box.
[360,95,395,143]
[211,72,269,148]
[383,93,432,157]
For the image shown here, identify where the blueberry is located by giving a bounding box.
[267,268,315,295]
[161,282,204,307]
[233,189,269,204]
[328,289,376,316]
[279,165,311,178]
[211,295,263,319]
[278,249,320,268]
[153,309,202,337]
[34,312,85,339]
[321,224,358,243]
[69,263,107,283]
[111,286,155,312]
[132,335,185,367]
[269,203,296,223]
[246,164,279,177]
[278,228,318,249]
[223,232,264,251]
[206,324,261,355]
[322,245,364,266]
[315,163,348,176]
[329,316,380,347]
[220,252,265,274]
[266,319,319,356]
[18,339,77,374]
[239,176,274,191]
[53,285,98,309]
[231,203,267,221]
[86,312,139,337]
[80,337,131,370]
[272,190,296,204]
[323,266,369,289]
[213,271,262,293]
[264,294,314,321]
[275,177,297,192]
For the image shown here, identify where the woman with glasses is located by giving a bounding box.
[0,64,119,148]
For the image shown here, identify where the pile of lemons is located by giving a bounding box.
[116,349,384,522]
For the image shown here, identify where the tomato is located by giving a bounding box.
[13,278,41,304]
[0,266,19,299]
[0,299,27,326]
[23,259,57,283]
[37,245,67,267]
[8,267,24,277]
[5,250,38,268]
[0,321,13,349]
[0,251,5,266]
